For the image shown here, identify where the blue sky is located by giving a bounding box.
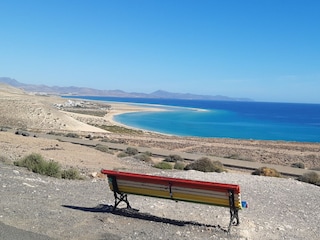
[1,0,319,103]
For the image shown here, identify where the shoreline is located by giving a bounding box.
[103,101,320,143]
[64,96,209,135]
[102,102,170,134]
[64,96,320,143]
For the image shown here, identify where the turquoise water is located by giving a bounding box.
[116,108,319,142]
[66,96,320,142]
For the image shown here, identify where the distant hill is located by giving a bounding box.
[0,77,253,101]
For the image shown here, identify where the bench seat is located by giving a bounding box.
[101,169,247,233]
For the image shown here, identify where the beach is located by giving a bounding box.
[102,101,166,130]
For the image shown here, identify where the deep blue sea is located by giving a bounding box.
[65,96,320,143]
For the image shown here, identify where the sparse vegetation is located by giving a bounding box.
[134,153,153,163]
[298,172,320,186]
[95,125,144,134]
[225,154,255,162]
[252,167,281,177]
[164,154,183,162]
[154,161,173,170]
[125,147,139,156]
[45,160,62,178]
[117,152,128,158]
[184,157,225,173]
[47,131,64,136]
[225,154,240,159]
[0,126,11,131]
[143,151,152,156]
[14,153,60,176]
[95,144,112,153]
[311,166,320,171]
[110,139,126,144]
[14,153,83,180]
[291,162,305,169]
[15,130,30,136]
[61,168,84,180]
[100,138,110,142]
[65,133,80,138]
[174,161,185,170]
[63,109,106,117]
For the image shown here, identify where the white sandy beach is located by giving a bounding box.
[103,102,165,127]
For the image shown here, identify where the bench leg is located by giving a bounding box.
[228,207,239,232]
[109,176,132,211]
[228,190,240,233]
[113,191,132,211]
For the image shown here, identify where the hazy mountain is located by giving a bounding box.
[0,77,252,101]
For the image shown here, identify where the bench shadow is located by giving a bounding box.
[62,204,227,232]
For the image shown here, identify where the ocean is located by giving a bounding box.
[65,96,320,143]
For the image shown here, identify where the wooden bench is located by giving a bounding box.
[101,169,248,233]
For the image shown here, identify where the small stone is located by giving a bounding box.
[96,172,106,179]
[107,217,115,223]
[22,183,35,188]
[13,170,20,175]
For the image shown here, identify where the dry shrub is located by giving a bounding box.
[291,162,305,169]
[252,167,281,177]
[125,147,139,156]
[45,161,62,178]
[14,153,61,178]
[95,144,112,153]
[174,161,185,170]
[65,133,79,138]
[61,168,84,180]
[134,153,153,163]
[298,172,320,186]
[164,154,183,162]
[154,161,173,170]
[117,152,128,158]
[13,153,83,180]
[226,154,255,162]
[143,151,152,156]
[184,157,225,173]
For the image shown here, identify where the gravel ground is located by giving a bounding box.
[1,162,319,240]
